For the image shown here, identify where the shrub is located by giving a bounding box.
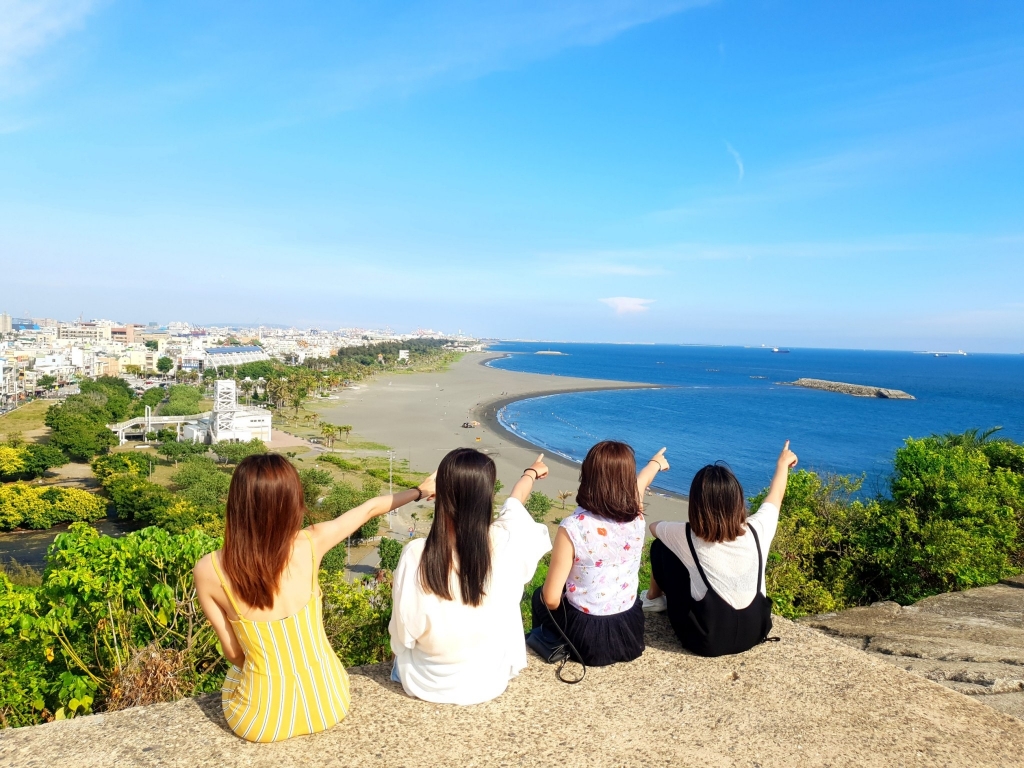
[525,492,553,522]
[319,454,360,471]
[378,537,403,571]
[0,484,107,531]
[320,570,393,666]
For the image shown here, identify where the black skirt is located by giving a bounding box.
[531,587,645,667]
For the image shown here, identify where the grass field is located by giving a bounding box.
[0,400,52,442]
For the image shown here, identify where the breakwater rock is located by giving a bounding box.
[4,614,1024,767]
[785,377,915,399]
[802,574,1024,721]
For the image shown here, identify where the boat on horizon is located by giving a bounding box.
[772,347,790,354]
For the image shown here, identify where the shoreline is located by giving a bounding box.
[314,351,690,525]
[473,377,688,502]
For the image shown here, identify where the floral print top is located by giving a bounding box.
[560,508,645,616]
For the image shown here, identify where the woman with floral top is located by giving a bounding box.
[531,441,669,666]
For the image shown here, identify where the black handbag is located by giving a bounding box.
[524,598,586,684]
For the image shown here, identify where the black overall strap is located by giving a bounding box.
[749,525,764,596]
[684,523,712,590]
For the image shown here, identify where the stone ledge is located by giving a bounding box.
[3,616,1024,768]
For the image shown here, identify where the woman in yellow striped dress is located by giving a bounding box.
[194,453,436,743]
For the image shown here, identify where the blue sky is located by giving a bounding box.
[1,1,1022,351]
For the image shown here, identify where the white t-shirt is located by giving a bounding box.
[389,497,551,706]
[653,502,779,610]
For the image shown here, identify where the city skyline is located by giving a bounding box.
[1,2,1023,351]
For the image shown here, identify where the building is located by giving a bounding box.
[203,345,271,370]
[110,326,137,344]
[58,323,112,342]
[0,313,11,334]
[183,380,272,444]
[0,356,19,410]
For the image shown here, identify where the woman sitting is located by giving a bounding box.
[643,441,797,657]
[531,441,669,666]
[389,448,552,705]
[194,453,436,742]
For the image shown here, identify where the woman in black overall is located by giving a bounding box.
[641,442,797,657]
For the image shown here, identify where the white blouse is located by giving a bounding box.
[560,509,645,615]
[654,502,780,610]
[389,497,552,705]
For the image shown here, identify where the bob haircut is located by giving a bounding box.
[575,440,641,524]
[221,453,306,610]
[688,462,747,543]
[419,448,496,607]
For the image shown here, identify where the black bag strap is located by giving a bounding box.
[750,525,764,596]
[545,598,586,684]
[684,523,711,590]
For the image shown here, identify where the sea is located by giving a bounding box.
[488,342,1024,498]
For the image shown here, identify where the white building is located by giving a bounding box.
[183,380,272,444]
[0,356,19,409]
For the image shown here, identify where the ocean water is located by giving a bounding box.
[488,343,1024,497]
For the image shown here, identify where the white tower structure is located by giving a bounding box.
[182,379,272,444]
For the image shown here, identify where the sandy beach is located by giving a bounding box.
[314,351,688,531]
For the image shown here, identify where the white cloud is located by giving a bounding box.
[0,0,100,92]
[725,141,744,181]
[600,297,655,315]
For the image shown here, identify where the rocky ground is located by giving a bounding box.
[801,573,1024,720]
[4,614,1024,768]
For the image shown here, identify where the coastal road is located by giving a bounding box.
[314,352,689,532]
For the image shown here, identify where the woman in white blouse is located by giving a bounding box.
[389,448,552,705]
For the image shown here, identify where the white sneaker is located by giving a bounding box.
[641,589,667,613]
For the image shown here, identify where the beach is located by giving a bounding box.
[314,351,688,531]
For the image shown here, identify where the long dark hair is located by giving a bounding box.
[419,448,496,607]
[222,453,306,610]
[688,462,747,543]
[575,440,641,524]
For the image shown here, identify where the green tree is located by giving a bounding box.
[36,375,57,391]
[525,491,553,522]
[339,424,353,442]
[378,537,403,571]
[156,356,174,375]
[144,339,159,350]
[298,468,334,509]
[44,408,118,461]
[157,439,206,466]
[212,438,266,465]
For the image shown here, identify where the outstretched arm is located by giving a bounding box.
[764,441,798,509]
[510,454,549,504]
[309,472,436,555]
[637,448,669,509]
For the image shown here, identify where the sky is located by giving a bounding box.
[1,1,1022,351]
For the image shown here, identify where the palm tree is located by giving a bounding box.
[339,424,353,442]
[557,490,573,510]
[240,379,254,405]
[930,426,1004,448]
[320,423,338,449]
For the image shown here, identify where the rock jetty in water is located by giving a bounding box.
[785,378,915,399]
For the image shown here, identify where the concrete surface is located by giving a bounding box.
[3,614,1024,767]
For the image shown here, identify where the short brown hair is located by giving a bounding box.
[688,463,746,543]
[222,453,306,610]
[575,441,641,524]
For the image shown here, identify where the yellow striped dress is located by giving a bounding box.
[211,532,351,743]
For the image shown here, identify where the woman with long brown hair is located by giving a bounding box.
[389,448,552,705]
[532,441,669,666]
[194,453,435,742]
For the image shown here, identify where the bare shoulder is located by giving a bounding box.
[193,551,218,582]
